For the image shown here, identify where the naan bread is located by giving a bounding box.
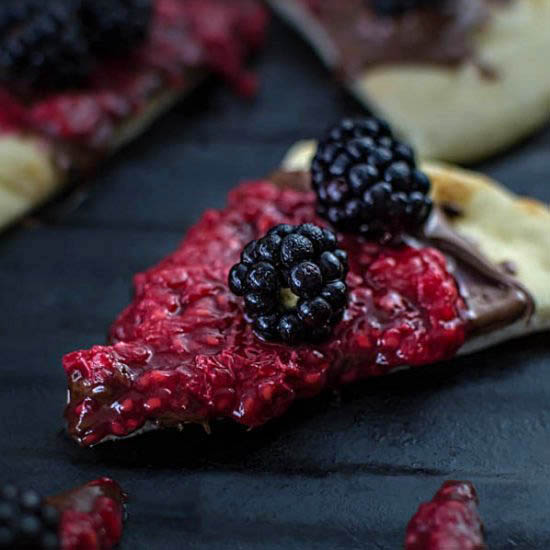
[271,0,550,163]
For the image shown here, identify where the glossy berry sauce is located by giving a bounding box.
[0,0,267,148]
[64,181,467,446]
[405,481,486,550]
[47,478,126,550]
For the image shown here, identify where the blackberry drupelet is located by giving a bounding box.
[229,224,349,344]
[0,0,92,91]
[370,0,442,16]
[0,483,59,549]
[311,117,432,240]
[80,0,153,56]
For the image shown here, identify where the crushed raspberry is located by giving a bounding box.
[63,180,467,446]
[47,477,126,550]
[405,481,486,550]
[0,0,268,147]
[0,90,28,133]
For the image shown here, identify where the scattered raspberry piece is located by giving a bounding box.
[405,481,486,550]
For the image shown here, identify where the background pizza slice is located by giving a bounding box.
[269,0,550,164]
[0,0,268,232]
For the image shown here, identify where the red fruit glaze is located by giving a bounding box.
[63,180,467,446]
[405,481,486,550]
[46,477,126,550]
[0,0,268,147]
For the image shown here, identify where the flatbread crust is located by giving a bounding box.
[0,137,60,230]
[281,140,550,353]
[270,0,550,163]
[0,86,189,231]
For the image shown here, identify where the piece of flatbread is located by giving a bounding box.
[281,139,550,353]
[0,87,188,231]
[270,0,550,164]
[0,0,268,233]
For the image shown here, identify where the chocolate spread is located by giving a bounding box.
[300,0,509,77]
[272,170,534,337]
[46,479,124,514]
[418,208,533,336]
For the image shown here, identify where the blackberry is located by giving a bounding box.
[80,0,153,57]
[0,0,92,91]
[370,0,442,16]
[229,224,349,344]
[0,483,59,549]
[311,117,432,240]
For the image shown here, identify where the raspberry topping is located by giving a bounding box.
[0,0,268,145]
[63,179,466,446]
[52,479,126,550]
[311,117,433,240]
[229,223,349,344]
[405,481,486,550]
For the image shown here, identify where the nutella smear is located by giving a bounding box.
[419,208,533,336]
[299,0,509,77]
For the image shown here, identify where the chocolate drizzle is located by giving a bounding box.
[46,479,125,515]
[411,208,534,336]
[300,0,508,78]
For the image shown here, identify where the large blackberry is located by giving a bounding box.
[0,0,92,91]
[311,117,432,240]
[0,483,59,549]
[370,0,443,16]
[229,224,349,344]
[80,0,153,57]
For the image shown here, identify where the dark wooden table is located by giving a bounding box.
[1,16,549,549]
